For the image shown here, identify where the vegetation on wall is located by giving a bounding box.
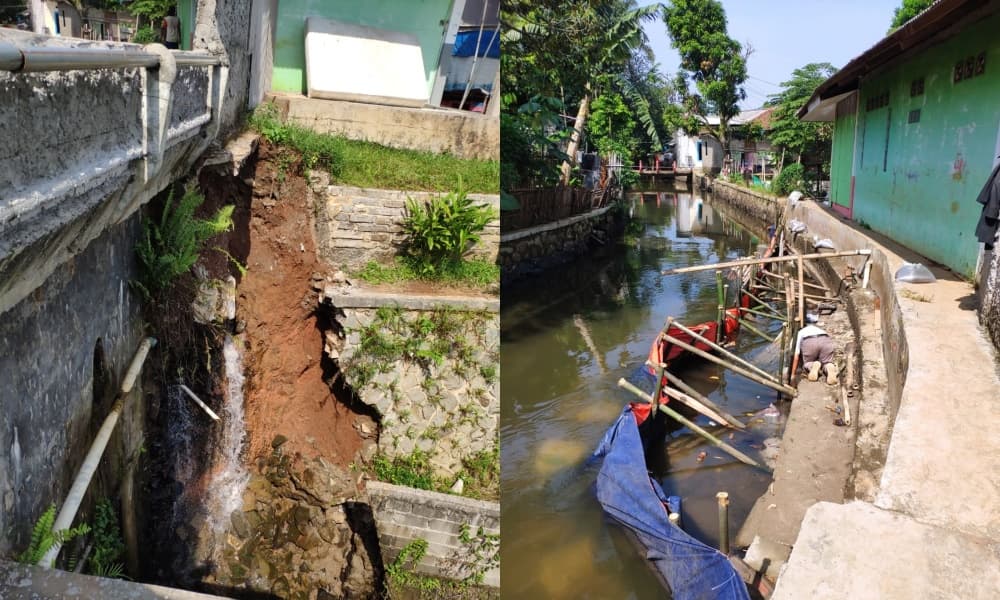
[134,187,234,298]
[16,505,90,566]
[772,162,805,196]
[402,189,496,273]
[249,104,498,193]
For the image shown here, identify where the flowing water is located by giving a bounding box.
[207,334,250,532]
[500,186,787,598]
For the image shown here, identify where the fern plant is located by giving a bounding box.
[402,187,495,276]
[88,499,126,579]
[17,505,90,565]
[135,187,234,297]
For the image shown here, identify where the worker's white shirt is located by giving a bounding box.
[794,324,828,356]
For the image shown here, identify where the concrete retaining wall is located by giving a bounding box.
[0,215,146,556]
[498,205,620,282]
[697,176,783,228]
[367,481,499,587]
[704,175,909,500]
[269,93,499,161]
[322,290,499,478]
[316,185,499,272]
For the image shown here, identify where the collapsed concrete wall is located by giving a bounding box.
[316,185,500,272]
[322,291,499,478]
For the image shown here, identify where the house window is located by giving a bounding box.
[910,77,924,97]
[866,91,890,112]
[908,109,921,124]
[955,51,986,83]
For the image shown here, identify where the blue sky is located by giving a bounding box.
[642,0,903,108]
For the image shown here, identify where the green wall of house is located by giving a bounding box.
[830,106,855,211]
[829,12,1000,276]
[271,0,453,96]
[178,0,193,50]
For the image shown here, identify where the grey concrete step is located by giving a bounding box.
[0,560,232,599]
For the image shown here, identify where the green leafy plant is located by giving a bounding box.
[773,162,805,196]
[131,26,158,44]
[135,187,234,297]
[88,499,126,579]
[373,451,436,491]
[17,505,91,565]
[403,189,496,276]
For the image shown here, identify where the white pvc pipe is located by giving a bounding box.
[178,384,221,421]
[38,337,156,569]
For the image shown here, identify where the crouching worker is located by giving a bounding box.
[794,324,838,384]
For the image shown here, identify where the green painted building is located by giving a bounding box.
[800,0,1000,277]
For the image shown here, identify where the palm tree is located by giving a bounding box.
[559,1,661,184]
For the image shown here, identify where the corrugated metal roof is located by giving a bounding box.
[798,0,994,120]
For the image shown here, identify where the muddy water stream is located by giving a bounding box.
[500,186,786,598]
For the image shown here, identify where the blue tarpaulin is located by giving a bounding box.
[594,406,751,600]
[452,29,500,58]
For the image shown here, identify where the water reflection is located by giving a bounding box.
[501,186,780,598]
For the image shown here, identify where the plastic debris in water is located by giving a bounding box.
[696,451,707,462]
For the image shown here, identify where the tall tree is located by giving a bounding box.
[888,0,934,31]
[766,62,837,165]
[559,1,660,184]
[662,0,747,165]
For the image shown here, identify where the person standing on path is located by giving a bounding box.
[794,323,838,384]
[161,7,180,49]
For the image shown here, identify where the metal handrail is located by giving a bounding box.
[0,41,220,73]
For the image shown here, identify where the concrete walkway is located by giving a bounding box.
[771,200,1000,598]
[0,560,231,599]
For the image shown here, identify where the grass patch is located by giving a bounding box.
[370,446,499,502]
[373,451,436,490]
[249,103,498,193]
[357,257,499,289]
[899,288,932,303]
[458,445,499,501]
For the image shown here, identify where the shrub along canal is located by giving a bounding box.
[500,184,787,598]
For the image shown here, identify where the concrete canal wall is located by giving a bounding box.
[498,205,621,282]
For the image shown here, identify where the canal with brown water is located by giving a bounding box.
[500,184,787,598]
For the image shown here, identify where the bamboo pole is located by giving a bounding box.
[618,379,767,470]
[661,249,872,276]
[786,277,800,387]
[667,317,779,384]
[758,268,829,292]
[740,287,784,315]
[662,334,797,396]
[717,492,731,554]
[798,255,805,328]
[645,361,746,429]
[716,271,725,342]
[739,319,776,343]
[777,322,787,384]
[739,306,788,322]
[646,360,746,429]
